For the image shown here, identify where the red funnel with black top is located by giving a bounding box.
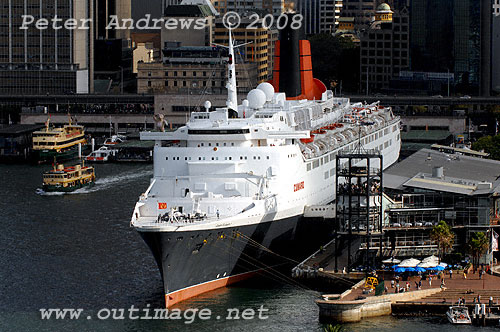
[271,12,327,100]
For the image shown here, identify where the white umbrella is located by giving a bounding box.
[398,258,421,268]
[439,262,448,268]
[418,261,438,268]
[422,255,439,263]
[382,258,401,264]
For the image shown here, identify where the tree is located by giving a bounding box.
[308,34,360,93]
[472,134,500,160]
[324,324,344,332]
[467,232,489,270]
[430,220,455,262]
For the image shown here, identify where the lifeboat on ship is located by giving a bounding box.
[300,134,315,144]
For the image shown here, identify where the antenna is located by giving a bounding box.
[212,29,252,112]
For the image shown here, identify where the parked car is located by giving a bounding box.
[424,222,434,227]
[414,222,423,227]
[391,223,402,228]
[403,222,413,227]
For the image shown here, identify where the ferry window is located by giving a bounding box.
[185,157,188,161]
[231,143,234,146]
[208,143,212,147]
[384,141,389,148]
[166,157,168,160]
[307,163,312,171]
[229,157,232,160]
[330,169,335,177]
[223,143,227,146]
[313,160,320,168]
[379,144,383,151]
[258,156,261,160]
[216,143,219,147]
[201,143,204,147]
[245,156,248,160]
[240,156,243,160]
[385,128,389,135]
[320,159,324,166]
[324,171,329,179]
[199,157,202,160]
[267,156,270,160]
[253,156,256,160]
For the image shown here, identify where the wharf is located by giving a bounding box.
[317,269,500,325]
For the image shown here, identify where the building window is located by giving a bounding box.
[147,81,151,87]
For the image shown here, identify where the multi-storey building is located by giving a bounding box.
[360,3,410,92]
[0,0,94,94]
[341,0,379,30]
[137,45,258,95]
[213,16,277,82]
[211,0,286,17]
[493,0,500,93]
[410,0,493,96]
[296,0,342,35]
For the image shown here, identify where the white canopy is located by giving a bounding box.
[382,257,401,264]
[422,255,439,263]
[417,261,438,268]
[398,258,421,268]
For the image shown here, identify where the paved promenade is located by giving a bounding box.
[343,270,500,304]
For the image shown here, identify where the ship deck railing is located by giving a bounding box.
[133,215,225,228]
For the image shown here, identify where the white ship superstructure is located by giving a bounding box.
[132,89,400,232]
[130,23,401,307]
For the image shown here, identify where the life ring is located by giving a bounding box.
[459,314,465,320]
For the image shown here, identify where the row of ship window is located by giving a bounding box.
[166,156,271,161]
[199,142,235,147]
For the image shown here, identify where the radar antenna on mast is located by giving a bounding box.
[211,27,252,112]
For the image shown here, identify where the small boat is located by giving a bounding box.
[446,306,471,324]
[103,134,127,146]
[42,162,95,192]
[85,146,117,162]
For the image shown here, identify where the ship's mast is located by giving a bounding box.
[225,29,238,112]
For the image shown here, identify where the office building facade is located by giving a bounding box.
[0,0,94,94]
[360,4,410,92]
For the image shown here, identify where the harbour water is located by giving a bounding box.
[0,163,498,331]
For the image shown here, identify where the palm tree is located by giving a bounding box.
[324,324,344,332]
[467,232,489,270]
[430,220,455,262]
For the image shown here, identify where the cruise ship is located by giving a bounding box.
[131,18,401,307]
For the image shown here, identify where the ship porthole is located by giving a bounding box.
[217,274,220,279]
[223,272,227,277]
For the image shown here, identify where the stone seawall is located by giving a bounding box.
[317,286,443,323]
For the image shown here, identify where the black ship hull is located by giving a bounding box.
[139,214,332,307]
